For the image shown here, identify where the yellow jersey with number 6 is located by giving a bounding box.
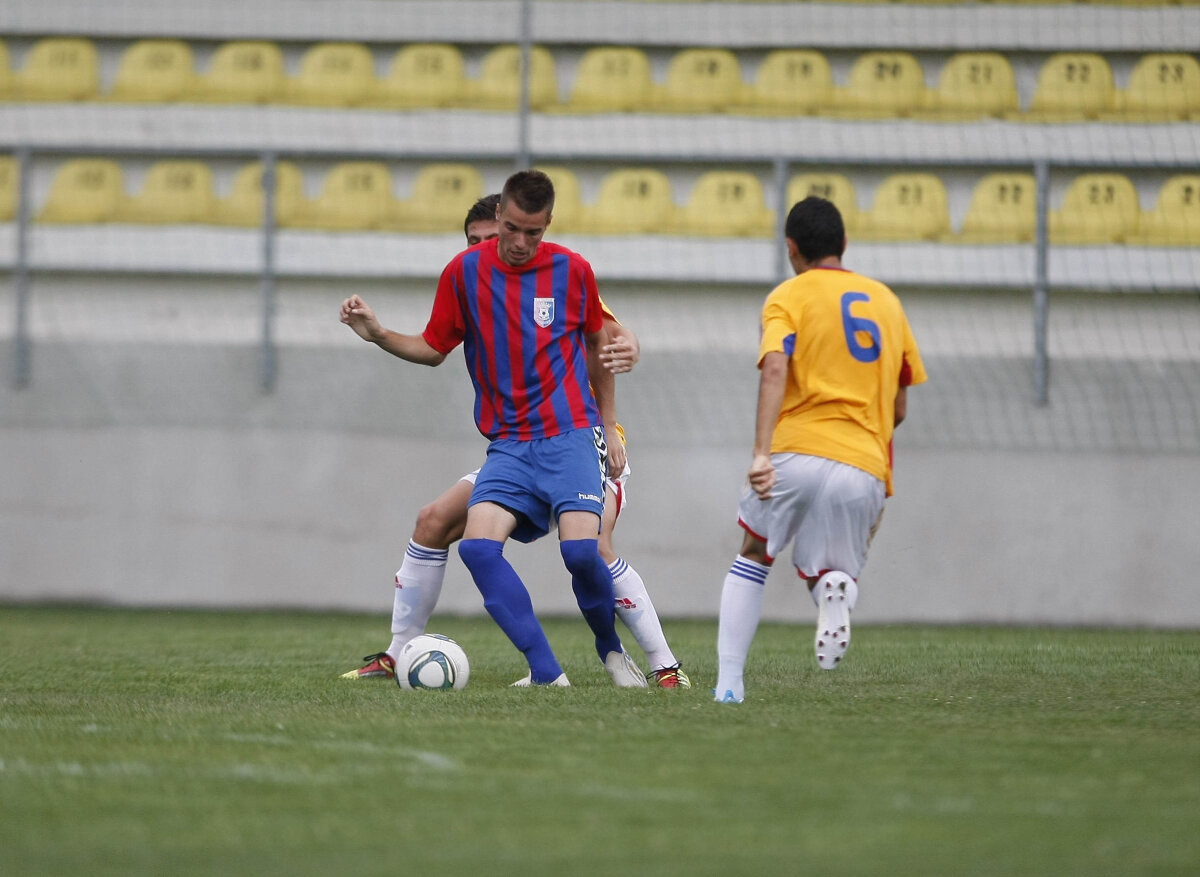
[758,266,926,494]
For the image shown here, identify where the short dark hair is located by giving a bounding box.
[463,193,501,238]
[501,169,555,217]
[785,196,846,263]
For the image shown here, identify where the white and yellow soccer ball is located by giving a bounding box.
[396,634,470,691]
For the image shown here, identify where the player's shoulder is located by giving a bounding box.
[541,240,593,270]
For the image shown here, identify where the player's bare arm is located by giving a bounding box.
[600,318,640,374]
[894,385,908,426]
[340,294,446,366]
[749,351,789,498]
[585,328,627,477]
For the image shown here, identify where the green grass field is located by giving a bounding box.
[1,606,1197,876]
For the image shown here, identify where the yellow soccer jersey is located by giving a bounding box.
[758,266,926,494]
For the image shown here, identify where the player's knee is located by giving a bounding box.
[458,538,502,575]
[560,538,603,578]
[414,499,466,548]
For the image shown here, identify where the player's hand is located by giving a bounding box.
[605,428,627,478]
[340,294,383,343]
[600,334,639,374]
[748,453,776,499]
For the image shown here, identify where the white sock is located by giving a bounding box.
[610,557,678,671]
[387,541,448,660]
[715,556,770,702]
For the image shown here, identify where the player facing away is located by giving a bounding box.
[340,193,688,687]
[714,196,927,704]
[340,170,650,688]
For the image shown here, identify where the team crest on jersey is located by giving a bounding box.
[534,297,555,328]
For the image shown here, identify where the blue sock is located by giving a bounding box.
[459,538,562,683]
[560,539,621,660]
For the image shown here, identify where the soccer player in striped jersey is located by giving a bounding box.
[714,196,927,704]
[340,193,688,687]
[341,171,653,688]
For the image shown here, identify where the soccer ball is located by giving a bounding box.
[396,634,470,691]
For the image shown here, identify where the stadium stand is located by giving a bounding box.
[1023,52,1116,121]
[735,49,834,116]
[828,51,926,119]
[286,42,375,108]
[0,40,13,100]
[536,165,586,233]
[465,45,558,110]
[786,172,863,235]
[1110,53,1200,122]
[563,46,654,113]
[919,52,1020,120]
[654,48,743,113]
[955,172,1038,243]
[388,162,484,232]
[104,39,195,103]
[1127,175,1200,246]
[37,158,125,223]
[858,173,951,241]
[116,160,217,224]
[676,170,774,237]
[293,161,396,231]
[13,37,99,102]
[212,160,307,227]
[189,41,286,104]
[1049,172,1141,244]
[366,43,467,109]
[587,167,676,234]
[0,155,16,221]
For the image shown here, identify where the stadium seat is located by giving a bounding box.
[919,52,1019,120]
[827,52,926,119]
[955,173,1038,243]
[14,37,100,102]
[213,160,307,227]
[1022,53,1116,121]
[1110,54,1200,122]
[587,168,676,234]
[189,41,286,104]
[37,158,125,223]
[735,50,833,116]
[294,161,397,231]
[676,171,774,237]
[116,160,217,224]
[1127,175,1200,247]
[536,165,586,233]
[465,45,558,110]
[858,173,950,241]
[0,40,14,99]
[0,156,17,221]
[786,172,862,235]
[389,163,484,233]
[1049,173,1140,244]
[563,46,653,113]
[286,42,376,107]
[105,39,195,103]
[367,44,467,109]
[653,48,743,113]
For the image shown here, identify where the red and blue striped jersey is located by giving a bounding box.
[422,239,605,441]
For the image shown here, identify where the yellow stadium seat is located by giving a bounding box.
[676,171,774,237]
[105,40,195,103]
[653,48,743,113]
[786,172,862,235]
[858,173,950,241]
[389,163,484,233]
[190,41,286,104]
[1127,175,1200,247]
[827,52,927,119]
[0,156,17,221]
[955,173,1038,243]
[116,161,216,224]
[286,42,375,107]
[465,45,558,110]
[213,160,307,227]
[536,165,586,233]
[1049,173,1140,244]
[587,168,676,234]
[1110,54,1200,122]
[367,44,467,109]
[736,50,833,116]
[1022,53,1115,121]
[37,158,125,223]
[563,46,654,113]
[0,40,14,99]
[14,37,99,102]
[919,52,1019,120]
[294,162,397,231]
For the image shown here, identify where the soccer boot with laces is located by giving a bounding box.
[340,652,396,680]
[647,663,692,689]
[604,649,649,688]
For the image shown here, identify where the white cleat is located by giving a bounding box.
[814,572,853,670]
[714,689,744,705]
[603,650,649,688]
[511,672,571,687]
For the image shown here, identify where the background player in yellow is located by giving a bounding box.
[714,196,926,704]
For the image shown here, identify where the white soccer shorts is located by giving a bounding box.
[737,453,885,579]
